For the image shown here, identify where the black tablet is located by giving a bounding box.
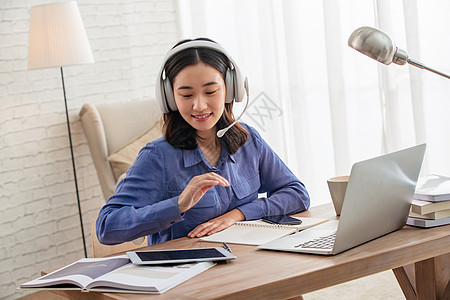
[127,247,236,265]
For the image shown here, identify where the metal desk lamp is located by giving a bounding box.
[348,26,450,80]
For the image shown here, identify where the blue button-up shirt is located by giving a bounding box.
[96,124,310,245]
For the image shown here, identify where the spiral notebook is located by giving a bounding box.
[200,217,328,246]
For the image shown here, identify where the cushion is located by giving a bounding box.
[108,120,163,179]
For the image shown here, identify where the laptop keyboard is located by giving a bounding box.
[294,232,336,249]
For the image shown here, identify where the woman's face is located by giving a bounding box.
[173,62,226,138]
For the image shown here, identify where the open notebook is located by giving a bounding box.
[200,217,328,246]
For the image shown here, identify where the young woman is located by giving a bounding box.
[96,38,310,245]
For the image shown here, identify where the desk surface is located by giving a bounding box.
[47,204,450,300]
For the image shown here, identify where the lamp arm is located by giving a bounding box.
[407,58,450,80]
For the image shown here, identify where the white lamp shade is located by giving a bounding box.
[28,1,94,70]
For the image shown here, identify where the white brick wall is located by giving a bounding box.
[0,1,179,298]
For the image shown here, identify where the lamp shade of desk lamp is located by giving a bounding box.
[348,26,450,80]
[28,1,94,258]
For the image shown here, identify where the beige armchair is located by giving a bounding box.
[79,100,162,201]
[80,100,162,254]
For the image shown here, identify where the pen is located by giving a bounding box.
[222,242,232,253]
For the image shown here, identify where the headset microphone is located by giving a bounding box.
[217,78,249,138]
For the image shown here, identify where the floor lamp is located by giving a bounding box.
[28,1,94,258]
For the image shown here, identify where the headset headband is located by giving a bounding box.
[155,40,246,113]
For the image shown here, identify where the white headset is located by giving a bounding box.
[155,40,247,114]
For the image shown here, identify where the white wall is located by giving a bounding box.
[0,1,179,298]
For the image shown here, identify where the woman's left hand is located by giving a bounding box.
[187,208,245,238]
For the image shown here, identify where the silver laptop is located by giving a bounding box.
[258,144,426,255]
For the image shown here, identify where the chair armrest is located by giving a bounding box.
[80,103,117,201]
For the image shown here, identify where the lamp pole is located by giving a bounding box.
[60,67,87,258]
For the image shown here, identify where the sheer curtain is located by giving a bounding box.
[176,0,450,206]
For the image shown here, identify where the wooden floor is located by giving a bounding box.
[304,270,405,300]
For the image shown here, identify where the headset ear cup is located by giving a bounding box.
[233,69,240,102]
[156,73,168,113]
[233,66,244,103]
[163,78,177,111]
[225,68,234,103]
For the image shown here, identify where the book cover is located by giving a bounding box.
[414,174,450,202]
[411,199,450,215]
[20,255,214,294]
[201,217,328,245]
[406,216,450,228]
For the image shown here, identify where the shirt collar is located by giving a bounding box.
[221,139,236,164]
[226,151,236,164]
[182,141,236,168]
[183,147,204,168]
[217,144,236,166]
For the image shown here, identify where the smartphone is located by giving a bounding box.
[261,215,302,225]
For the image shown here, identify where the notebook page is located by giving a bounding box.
[200,223,296,245]
[200,217,328,245]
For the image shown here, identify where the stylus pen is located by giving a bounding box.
[222,242,232,253]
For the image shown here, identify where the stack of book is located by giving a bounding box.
[407,174,450,228]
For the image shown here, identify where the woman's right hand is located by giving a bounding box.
[178,172,229,213]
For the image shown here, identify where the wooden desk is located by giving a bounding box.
[46,204,450,300]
